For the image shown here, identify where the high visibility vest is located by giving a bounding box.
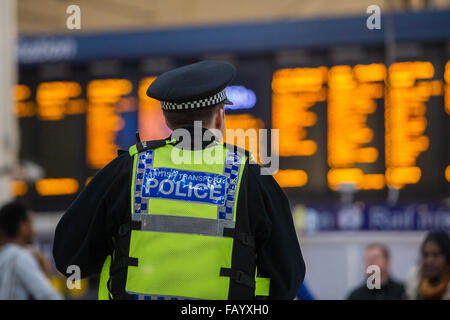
[98,139,270,300]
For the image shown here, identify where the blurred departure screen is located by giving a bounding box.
[13,50,450,211]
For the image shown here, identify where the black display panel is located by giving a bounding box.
[14,44,450,211]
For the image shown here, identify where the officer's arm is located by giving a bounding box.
[52,153,132,278]
[248,164,306,299]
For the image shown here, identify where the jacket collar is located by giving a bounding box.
[166,126,222,150]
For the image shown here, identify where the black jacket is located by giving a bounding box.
[347,278,405,300]
[53,127,305,299]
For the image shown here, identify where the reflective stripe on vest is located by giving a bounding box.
[127,291,199,300]
[132,213,235,237]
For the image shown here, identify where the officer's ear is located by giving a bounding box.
[213,104,225,132]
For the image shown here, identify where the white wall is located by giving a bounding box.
[298,231,427,300]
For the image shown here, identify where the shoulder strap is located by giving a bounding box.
[223,142,250,157]
[129,138,177,156]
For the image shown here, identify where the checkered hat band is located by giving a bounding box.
[161,89,227,110]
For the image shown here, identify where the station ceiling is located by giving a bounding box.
[18,0,450,35]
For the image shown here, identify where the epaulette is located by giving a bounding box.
[137,139,169,153]
[129,139,177,156]
[223,142,250,157]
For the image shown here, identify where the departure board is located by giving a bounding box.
[14,46,450,211]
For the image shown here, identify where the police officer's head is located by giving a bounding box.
[146,61,235,136]
[162,102,225,133]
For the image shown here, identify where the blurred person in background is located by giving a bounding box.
[347,243,405,300]
[0,201,62,300]
[405,231,450,300]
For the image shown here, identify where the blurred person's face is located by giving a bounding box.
[19,212,35,245]
[365,247,390,281]
[422,240,447,280]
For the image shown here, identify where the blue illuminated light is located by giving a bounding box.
[225,86,257,110]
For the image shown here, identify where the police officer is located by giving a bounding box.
[53,60,305,300]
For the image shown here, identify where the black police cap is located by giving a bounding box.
[146,60,235,111]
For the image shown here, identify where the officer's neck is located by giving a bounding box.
[170,125,222,150]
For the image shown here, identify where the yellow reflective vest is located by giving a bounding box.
[98,139,270,300]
